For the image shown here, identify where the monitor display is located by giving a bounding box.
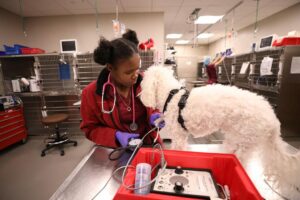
[260,36,274,48]
[60,39,77,53]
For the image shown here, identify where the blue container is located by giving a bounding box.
[59,63,71,80]
[4,44,28,55]
[4,45,20,55]
[14,44,27,49]
[0,51,5,56]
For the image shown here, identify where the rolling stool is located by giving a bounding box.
[41,113,77,157]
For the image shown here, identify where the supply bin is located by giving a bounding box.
[114,148,263,200]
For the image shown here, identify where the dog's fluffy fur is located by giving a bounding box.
[140,66,300,199]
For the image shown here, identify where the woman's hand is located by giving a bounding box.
[115,131,140,147]
[150,113,165,129]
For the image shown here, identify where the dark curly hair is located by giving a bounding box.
[122,29,139,46]
[93,37,137,66]
[93,30,139,66]
[94,31,141,96]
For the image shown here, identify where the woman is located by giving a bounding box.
[80,31,163,148]
[204,55,225,84]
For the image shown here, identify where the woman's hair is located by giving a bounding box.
[122,29,139,46]
[94,30,139,66]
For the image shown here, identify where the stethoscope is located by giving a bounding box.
[101,73,138,132]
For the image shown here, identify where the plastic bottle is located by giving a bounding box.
[134,163,152,195]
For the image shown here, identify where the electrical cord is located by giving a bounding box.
[91,127,166,199]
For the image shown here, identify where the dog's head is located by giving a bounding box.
[140,65,177,110]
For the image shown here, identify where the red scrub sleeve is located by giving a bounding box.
[80,90,118,148]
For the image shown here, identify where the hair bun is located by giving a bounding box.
[122,29,139,46]
[94,37,113,65]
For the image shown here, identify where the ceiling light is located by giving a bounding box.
[166,34,182,39]
[194,15,223,24]
[176,40,189,44]
[197,33,214,39]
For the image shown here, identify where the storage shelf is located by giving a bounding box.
[13,90,79,97]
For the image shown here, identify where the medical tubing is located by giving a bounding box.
[108,147,126,161]
[121,127,168,191]
[91,127,165,199]
[91,165,135,200]
[264,179,290,200]
[151,143,165,168]
[153,127,160,143]
[120,127,156,184]
[121,147,167,190]
[122,160,168,191]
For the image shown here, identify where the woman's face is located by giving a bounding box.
[109,53,141,88]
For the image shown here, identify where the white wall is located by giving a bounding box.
[208,3,300,56]
[0,8,27,95]
[174,45,208,58]
[0,8,26,51]
[23,12,164,54]
[173,45,208,87]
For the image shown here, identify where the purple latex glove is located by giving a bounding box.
[115,131,140,147]
[150,113,165,128]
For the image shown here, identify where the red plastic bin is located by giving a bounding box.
[114,148,263,200]
[272,37,300,46]
[21,48,45,54]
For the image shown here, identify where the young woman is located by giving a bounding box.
[80,31,163,148]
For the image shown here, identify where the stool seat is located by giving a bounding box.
[42,113,69,125]
[41,113,77,157]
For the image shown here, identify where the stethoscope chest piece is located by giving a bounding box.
[130,122,138,132]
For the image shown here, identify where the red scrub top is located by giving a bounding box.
[206,64,218,84]
[80,72,161,148]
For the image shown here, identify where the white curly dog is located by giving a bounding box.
[140,66,300,199]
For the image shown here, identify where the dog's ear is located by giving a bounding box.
[140,67,158,109]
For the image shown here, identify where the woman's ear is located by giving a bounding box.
[107,64,113,72]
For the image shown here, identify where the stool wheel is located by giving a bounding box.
[74,141,78,146]
[41,152,46,157]
[60,150,65,156]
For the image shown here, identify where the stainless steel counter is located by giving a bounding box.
[50,144,288,200]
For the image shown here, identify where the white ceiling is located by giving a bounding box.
[1,0,299,45]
